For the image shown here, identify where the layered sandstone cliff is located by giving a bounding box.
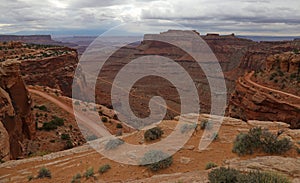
[228,52,300,128]
[0,60,35,160]
[19,47,88,99]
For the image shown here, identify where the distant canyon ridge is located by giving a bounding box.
[1,31,299,123]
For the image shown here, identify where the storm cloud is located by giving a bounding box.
[0,0,299,35]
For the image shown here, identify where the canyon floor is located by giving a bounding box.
[0,86,299,183]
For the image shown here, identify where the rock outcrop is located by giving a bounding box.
[228,71,300,128]
[266,52,300,73]
[0,60,35,160]
[19,47,89,100]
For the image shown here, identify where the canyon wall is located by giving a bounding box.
[228,51,300,128]
[0,60,35,160]
[20,47,89,100]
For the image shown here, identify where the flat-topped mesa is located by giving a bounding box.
[144,30,201,41]
[0,35,52,43]
[0,60,35,160]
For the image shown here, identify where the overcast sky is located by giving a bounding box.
[0,0,300,36]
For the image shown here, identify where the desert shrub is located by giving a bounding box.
[65,140,73,149]
[233,127,292,155]
[34,105,48,111]
[232,133,258,155]
[71,173,81,183]
[61,133,70,140]
[113,114,118,120]
[205,162,218,170]
[27,175,34,181]
[74,101,80,105]
[200,119,213,130]
[51,116,64,126]
[98,164,111,174]
[290,73,297,79]
[237,171,291,183]
[140,150,173,171]
[37,167,51,179]
[260,132,292,154]
[208,167,240,183]
[86,135,98,141]
[180,123,196,134]
[116,123,123,128]
[84,167,94,178]
[101,116,108,123]
[74,173,81,179]
[144,127,163,141]
[296,147,300,154]
[105,138,124,150]
[212,132,218,140]
[42,122,57,131]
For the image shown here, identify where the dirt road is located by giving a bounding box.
[245,71,300,105]
[29,89,111,137]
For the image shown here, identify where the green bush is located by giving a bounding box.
[116,123,123,128]
[51,116,64,126]
[98,164,111,174]
[71,173,81,183]
[205,162,218,170]
[209,167,291,183]
[140,150,173,171]
[208,167,240,183]
[296,147,300,154]
[232,127,292,155]
[144,127,163,141]
[34,105,48,111]
[42,122,57,131]
[261,132,292,154]
[27,175,34,181]
[200,119,213,130]
[61,133,70,140]
[212,132,218,141]
[84,167,94,178]
[65,140,73,149]
[105,138,124,150]
[180,123,196,134]
[37,167,51,179]
[86,135,98,141]
[101,116,108,123]
[238,171,291,183]
[42,116,65,131]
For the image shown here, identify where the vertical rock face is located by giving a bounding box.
[0,60,35,160]
[20,48,89,100]
[0,121,10,161]
[228,52,300,128]
[227,76,300,128]
[266,52,300,73]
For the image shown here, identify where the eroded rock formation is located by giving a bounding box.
[19,47,89,100]
[0,60,35,160]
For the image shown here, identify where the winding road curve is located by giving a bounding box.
[29,88,112,137]
[245,71,300,101]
